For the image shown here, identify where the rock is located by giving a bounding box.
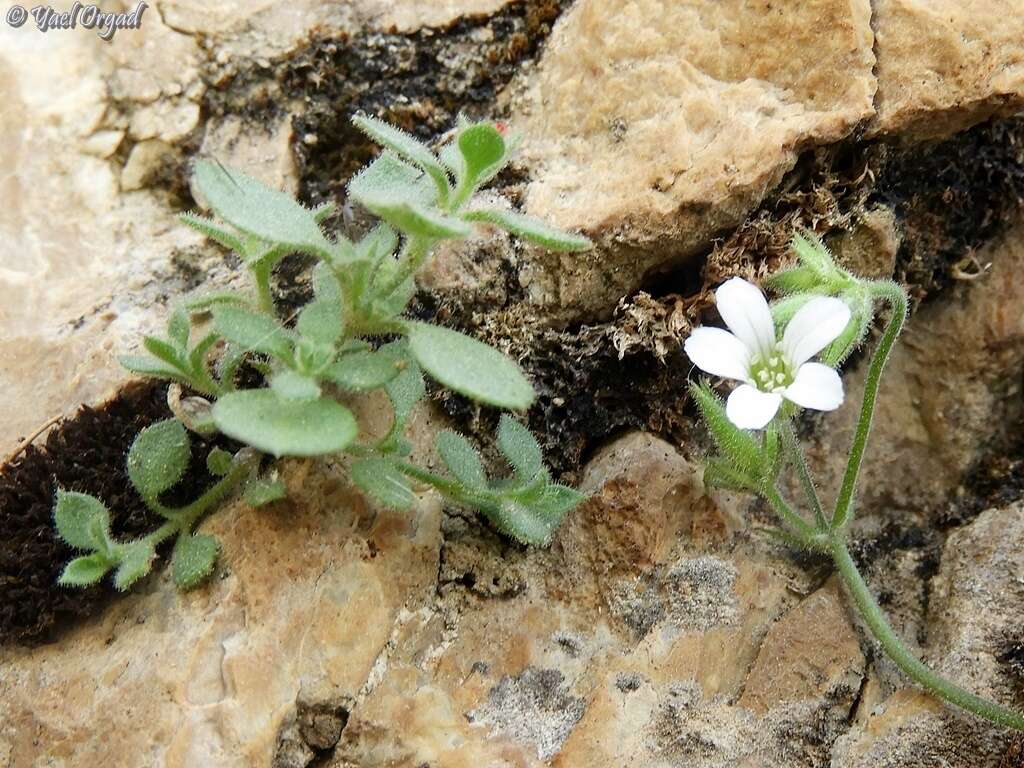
[121,140,174,192]
[512,0,877,318]
[739,579,865,716]
[869,0,1024,140]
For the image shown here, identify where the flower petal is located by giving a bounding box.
[726,384,783,430]
[715,277,776,359]
[784,362,844,411]
[781,297,851,366]
[683,327,751,381]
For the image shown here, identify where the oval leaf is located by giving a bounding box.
[496,415,543,481]
[212,390,358,457]
[127,419,191,498]
[350,458,415,510]
[436,431,488,490]
[113,540,156,591]
[58,554,111,587]
[325,350,401,391]
[458,123,507,190]
[53,491,111,550]
[464,209,591,252]
[172,533,220,590]
[212,305,294,361]
[405,321,534,410]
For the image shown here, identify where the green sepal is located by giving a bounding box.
[127,419,191,499]
[463,209,591,252]
[58,554,112,587]
[172,532,220,590]
[350,458,415,510]
[689,381,765,479]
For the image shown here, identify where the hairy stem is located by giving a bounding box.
[831,537,1024,730]
[831,281,908,531]
[762,485,820,545]
[780,421,826,528]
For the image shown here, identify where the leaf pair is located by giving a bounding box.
[435,416,584,546]
[120,308,220,398]
[349,116,590,251]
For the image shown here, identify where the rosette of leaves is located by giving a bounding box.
[81,114,590,594]
[54,419,279,591]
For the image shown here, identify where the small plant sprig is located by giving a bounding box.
[685,232,1024,731]
[55,115,589,591]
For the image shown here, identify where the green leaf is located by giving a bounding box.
[324,350,401,391]
[532,484,585,521]
[356,224,399,263]
[244,478,286,507]
[457,123,507,191]
[312,261,343,306]
[120,355,189,382]
[127,419,191,499]
[463,209,591,252]
[348,153,438,210]
[179,211,246,254]
[360,197,472,240]
[688,381,764,478]
[312,200,337,223]
[270,370,322,401]
[187,332,221,374]
[350,458,415,510]
[54,490,111,550]
[353,115,451,202]
[185,291,251,312]
[702,458,755,493]
[496,415,544,481]
[212,305,294,360]
[436,431,488,490]
[380,341,425,448]
[168,308,190,349]
[405,321,534,410]
[206,447,234,476]
[172,533,220,590]
[113,539,156,591]
[58,554,111,587]
[297,299,343,346]
[212,390,358,457]
[192,160,331,256]
[143,336,186,369]
[484,498,559,546]
[370,254,416,319]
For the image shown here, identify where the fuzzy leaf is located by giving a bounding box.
[172,533,220,590]
[143,336,186,369]
[212,305,294,360]
[436,431,488,490]
[371,253,416,319]
[184,291,251,312]
[270,370,322,401]
[297,299,343,346]
[54,491,111,550]
[206,447,234,476]
[484,498,559,546]
[127,419,191,499]
[58,554,111,587]
[532,484,585,521]
[325,350,401,391]
[178,211,246,254]
[361,197,471,240]
[496,415,543,481]
[348,153,437,210]
[350,458,415,510]
[244,478,286,507]
[464,209,591,252]
[212,390,358,457]
[353,115,451,201]
[312,261,344,306]
[405,321,534,410]
[113,539,156,591]
[688,381,765,478]
[192,160,331,256]
[457,123,507,191]
[380,341,425,447]
[168,308,191,349]
[120,355,189,382]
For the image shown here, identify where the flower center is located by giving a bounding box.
[750,345,793,394]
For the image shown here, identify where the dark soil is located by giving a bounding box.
[0,381,235,646]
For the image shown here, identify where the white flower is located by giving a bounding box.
[684,277,851,430]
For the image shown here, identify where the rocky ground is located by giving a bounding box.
[2,1,1024,766]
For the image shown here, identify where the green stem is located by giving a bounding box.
[831,281,908,531]
[761,485,820,546]
[374,236,431,300]
[252,260,275,315]
[780,421,826,529]
[831,537,1024,730]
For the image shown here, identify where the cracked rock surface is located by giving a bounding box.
[2,1,1024,766]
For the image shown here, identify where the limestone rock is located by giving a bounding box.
[870,0,1024,140]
